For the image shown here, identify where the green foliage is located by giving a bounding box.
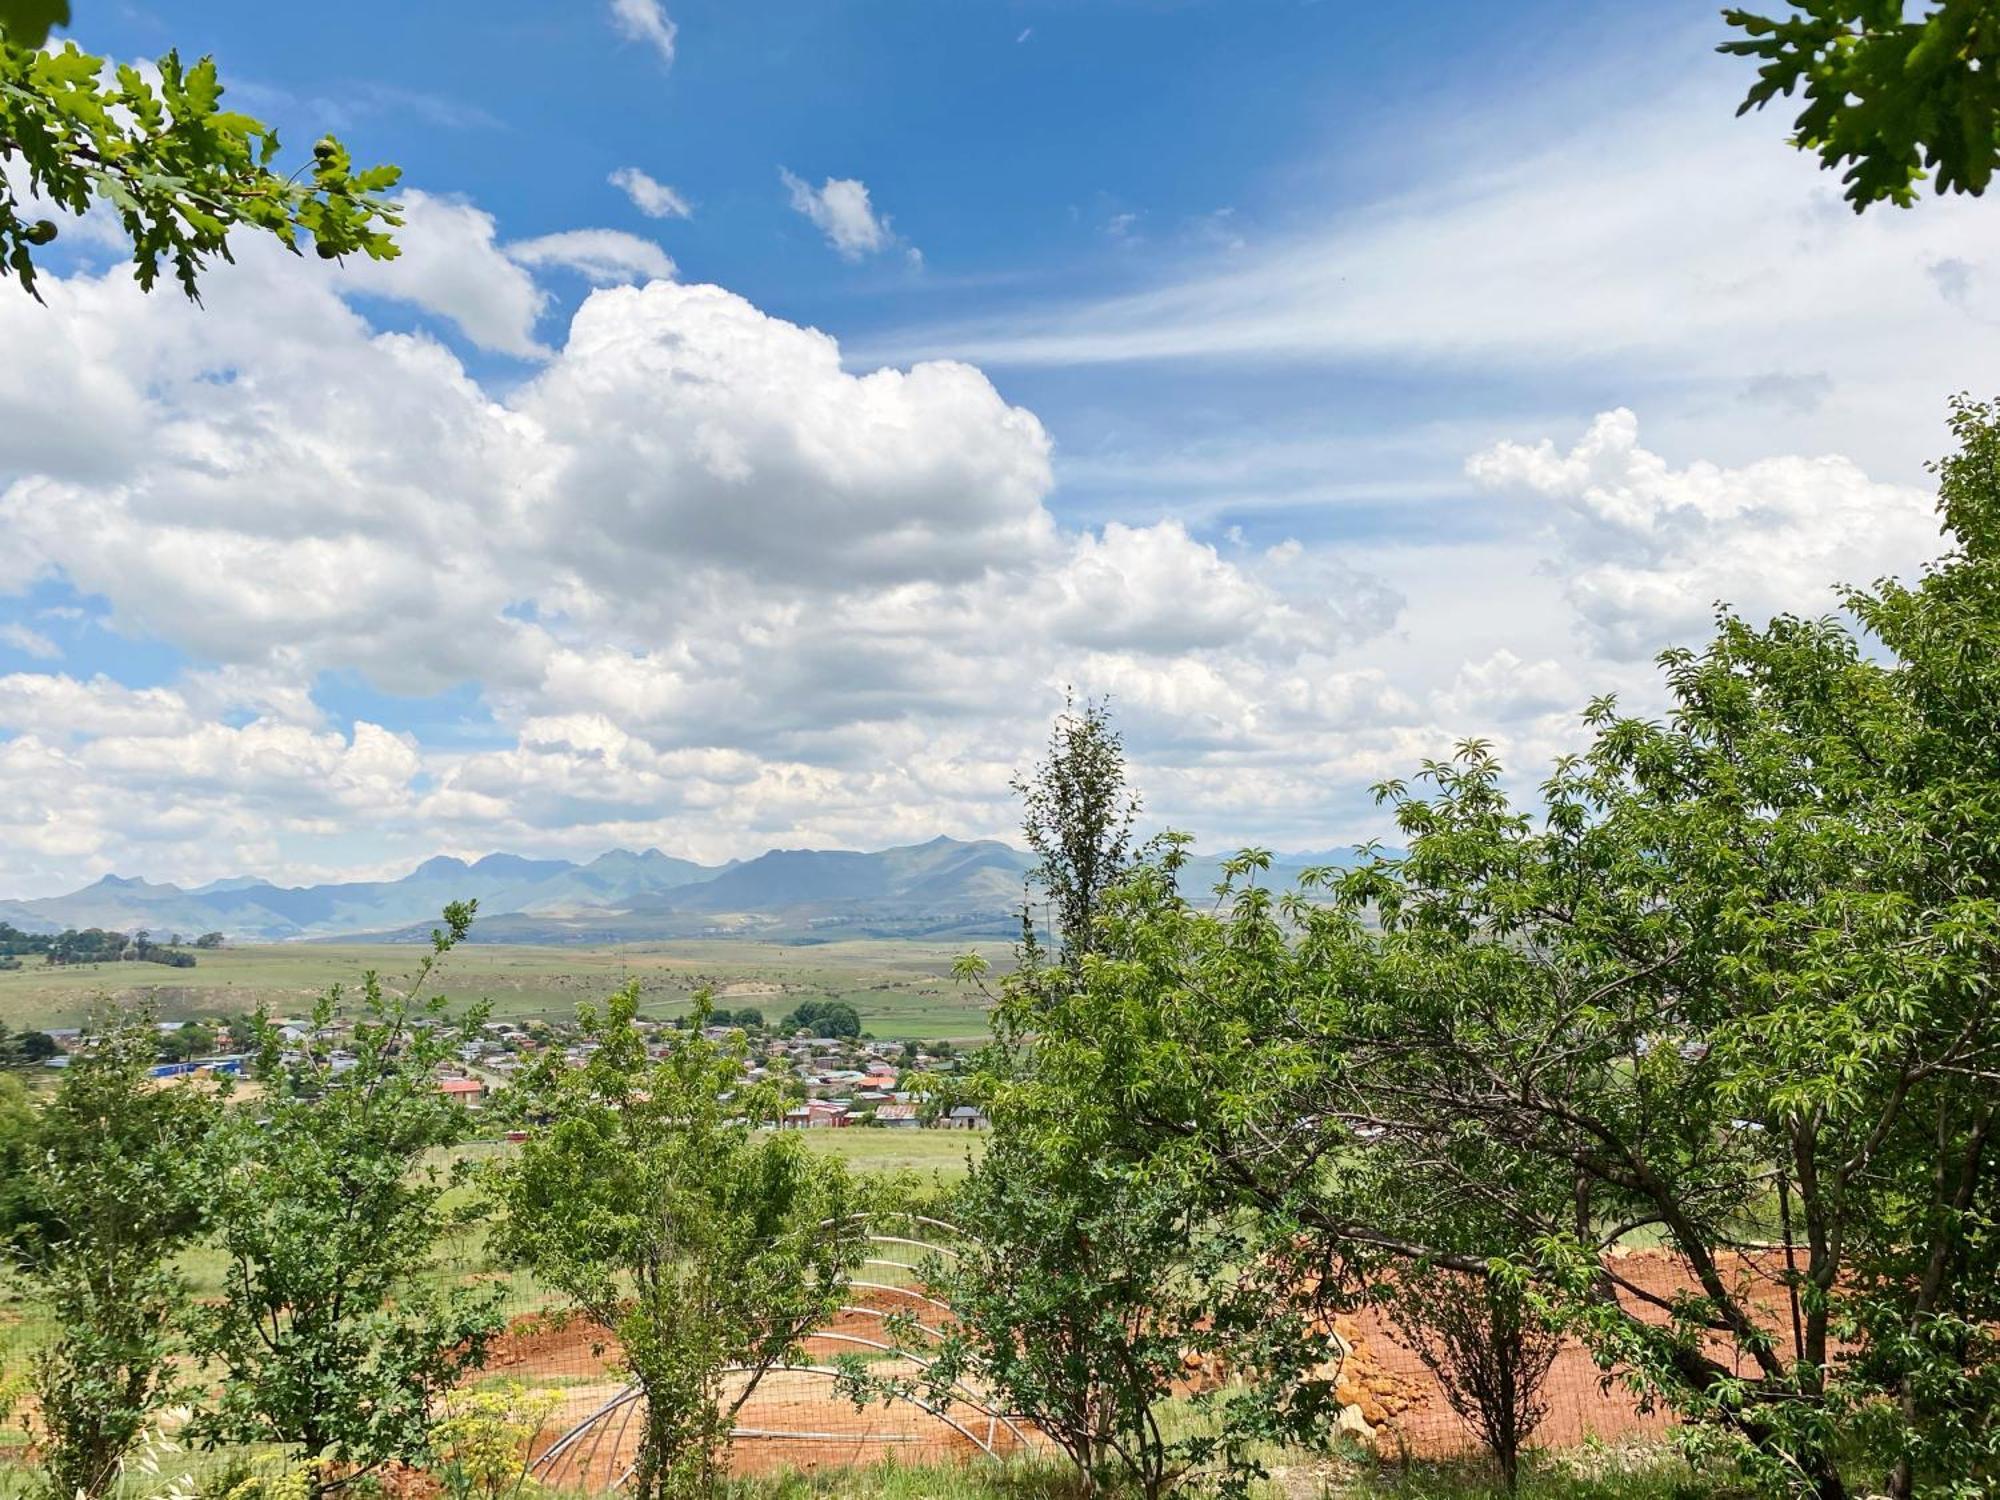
[0,1024,57,1065]
[3,1007,213,1500]
[907,1127,1328,1500]
[493,985,870,1500]
[1722,1,2000,210]
[0,30,399,299]
[0,923,196,967]
[708,1451,1708,1500]
[890,700,1327,1500]
[1005,403,2000,1499]
[779,998,861,1038]
[188,904,504,1495]
[430,1381,558,1500]
[0,2,64,50]
[193,1452,322,1500]
[0,1070,34,1232]
[1013,693,1141,962]
[157,1019,217,1062]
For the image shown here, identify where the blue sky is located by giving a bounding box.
[1,0,1996,895]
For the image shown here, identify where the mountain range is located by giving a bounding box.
[0,840,1344,944]
[0,838,1353,945]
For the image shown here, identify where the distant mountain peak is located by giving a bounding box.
[469,852,575,876]
[190,875,267,895]
[4,838,1340,947]
[90,873,168,892]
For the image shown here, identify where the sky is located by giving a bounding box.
[1,0,1996,896]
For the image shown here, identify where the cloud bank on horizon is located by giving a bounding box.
[0,3,1989,898]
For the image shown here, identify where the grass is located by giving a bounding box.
[719,1457,1084,1500]
[796,1126,984,1181]
[708,1443,1718,1500]
[0,939,1009,1040]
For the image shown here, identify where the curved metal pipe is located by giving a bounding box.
[720,1363,998,1457]
[848,1277,956,1314]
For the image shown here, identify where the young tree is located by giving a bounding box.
[190,905,504,1497]
[1722,1,2000,211]
[0,16,400,299]
[1013,694,1141,963]
[1385,1267,1561,1491]
[892,712,1325,1500]
[2,1008,213,1500]
[909,1124,1320,1500]
[493,985,869,1500]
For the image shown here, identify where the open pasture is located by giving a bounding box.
[0,938,1009,1040]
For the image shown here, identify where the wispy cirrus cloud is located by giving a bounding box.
[607,0,677,68]
[610,166,692,220]
[871,64,2000,488]
[506,229,676,286]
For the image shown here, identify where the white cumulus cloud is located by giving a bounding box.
[1468,408,1945,658]
[335,190,550,358]
[780,169,901,261]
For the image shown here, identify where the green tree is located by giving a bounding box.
[1722,0,2000,210]
[158,1019,215,1063]
[779,999,860,1038]
[194,931,225,949]
[1009,403,2000,1499]
[3,1008,213,1500]
[14,1029,58,1062]
[909,1123,1321,1500]
[189,905,504,1497]
[881,702,1324,1500]
[493,985,869,1500]
[0,18,399,299]
[1013,693,1141,962]
[0,1069,38,1245]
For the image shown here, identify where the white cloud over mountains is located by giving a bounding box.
[0,218,1412,890]
[1467,409,1943,659]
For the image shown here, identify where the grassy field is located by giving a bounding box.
[795,1124,983,1180]
[0,939,1009,1040]
[711,1449,1714,1500]
[448,1126,981,1186]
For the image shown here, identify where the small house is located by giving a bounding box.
[437,1077,485,1107]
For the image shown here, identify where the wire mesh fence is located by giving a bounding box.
[1,1221,1802,1490]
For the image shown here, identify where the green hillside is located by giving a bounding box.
[0,938,1010,1038]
